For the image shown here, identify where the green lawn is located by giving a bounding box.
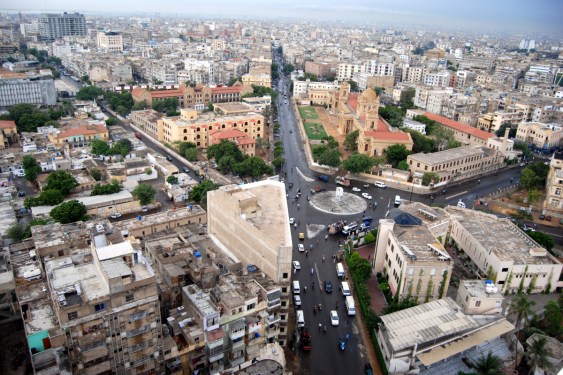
[303,122,328,140]
[299,107,320,120]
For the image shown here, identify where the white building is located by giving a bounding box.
[422,71,451,88]
[292,79,340,97]
[0,71,57,106]
[96,31,123,52]
[402,118,426,134]
[336,63,361,81]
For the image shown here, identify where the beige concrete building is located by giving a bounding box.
[304,61,331,77]
[129,109,164,137]
[407,145,505,184]
[422,112,494,146]
[374,210,453,304]
[154,109,263,154]
[241,72,271,88]
[96,31,123,52]
[515,122,563,150]
[544,152,563,214]
[446,207,563,294]
[207,181,292,284]
[456,280,504,316]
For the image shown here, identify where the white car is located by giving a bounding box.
[330,310,339,326]
[362,193,372,200]
[17,170,25,177]
[289,218,295,225]
[294,295,302,307]
[374,182,387,188]
[293,261,301,270]
[298,244,305,252]
[111,212,122,219]
[352,187,361,192]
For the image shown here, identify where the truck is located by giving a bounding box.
[328,220,345,235]
[317,175,329,183]
[301,329,312,351]
[335,176,350,187]
[135,132,142,140]
[310,186,325,194]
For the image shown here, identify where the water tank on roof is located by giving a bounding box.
[193,250,201,258]
[138,215,142,220]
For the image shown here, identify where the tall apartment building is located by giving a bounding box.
[292,79,340,97]
[544,152,563,214]
[459,54,495,70]
[336,63,361,81]
[374,207,453,304]
[446,207,562,294]
[402,65,425,84]
[39,12,87,41]
[304,61,331,77]
[422,71,451,88]
[0,69,57,106]
[207,181,292,346]
[97,31,123,52]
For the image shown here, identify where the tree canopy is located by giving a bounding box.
[422,172,439,186]
[189,180,220,207]
[495,123,517,138]
[527,231,555,253]
[76,86,104,101]
[343,130,360,152]
[520,163,549,190]
[341,153,375,174]
[50,200,87,224]
[91,180,122,196]
[45,170,78,196]
[152,97,179,115]
[22,155,41,182]
[311,145,341,167]
[385,144,411,167]
[379,105,405,128]
[133,184,156,205]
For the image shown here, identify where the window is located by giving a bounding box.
[126,294,134,303]
[95,303,106,312]
[501,268,509,272]
[475,301,481,307]
[282,272,288,279]
[431,268,436,276]
[247,303,256,310]
[68,311,78,320]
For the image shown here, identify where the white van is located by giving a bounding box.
[336,263,345,279]
[293,280,301,294]
[296,310,305,328]
[341,281,351,296]
[345,296,356,316]
[394,195,401,207]
[342,222,358,235]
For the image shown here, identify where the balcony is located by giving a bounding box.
[229,329,245,341]
[127,324,150,338]
[266,314,281,325]
[267,299,281,312]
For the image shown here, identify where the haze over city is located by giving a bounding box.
[2,0,563,34]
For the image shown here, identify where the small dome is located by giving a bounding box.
[360,88,377,101]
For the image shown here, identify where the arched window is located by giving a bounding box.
[184,136,187,141]
[184,129,187,133]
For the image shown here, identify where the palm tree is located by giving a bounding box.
[509,294,536,369]
[525,336,552,375]
[469,351,504,375]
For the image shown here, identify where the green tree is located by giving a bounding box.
[311,146,341,168]
[112,138,133,157]
[50,200,87,224]
[525,336,552,375]
[91,139,111,156]
[348,252,372,282]
[89,168,103,181]
[323,135,339,149]
[527,189,542,204]
[495,123,517,138]
[514,142,532,158]
[208,141,245,163]
[542,300,562,336]
[397,160,409,170]
[422,172,439,186]
[382,296,418,314]
[38,189,64,206]
[22,155,41,182]
[45,171,78,196]
[344,130,360,152]
[91,180,122,196]
[341,153,375,174]
[400,88,416,109]
[105,117,119,126]
[227,77,239,86]
[467,352,504,375]
[7,224,28,241]
[385,144,411,167]
[379,105,405,128]
[282,63,294,74]
[76,86,104,100]
[272,156,284,168]
[132,100,147,111]
[235,156,273,179]
[189,180,220,207]
[167,175,178,184]
[405,129,434,153]
[527,231,555,253]
[132,183,156,205]
[347,80,359,92]
[184,147,197,161]
[510,294,536,330]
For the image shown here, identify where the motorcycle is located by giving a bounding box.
[339,337,346,351]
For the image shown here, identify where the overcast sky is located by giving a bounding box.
[3,0,562,35]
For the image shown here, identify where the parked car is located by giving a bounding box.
[352,187,361,192]
[293,261,301,270]
[111,212,122,219]
[17,191,26,197]
[141,206,148,212]
[182,167,190,173]
[289,218,295,225]
[294,295,302,307]
[298,244,305,252]
[361,193,372,200]
[374,181,387,188]
[539,214,545,220]
[166,155,173,161]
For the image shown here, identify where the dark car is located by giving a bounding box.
[182,167,190,173]
[364,363,373,375]
[324,281,333,294]
[317,175,329,183]
[166,155,173,161]
[17,191,26,197]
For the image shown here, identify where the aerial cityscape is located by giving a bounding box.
[0,1,562,374]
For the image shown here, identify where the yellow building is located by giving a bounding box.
[156,109,264,154]
[241,72,271,88]
[329,83,413,157]
[48,124,109,147]
[0,120,18,148]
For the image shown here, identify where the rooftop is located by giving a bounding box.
[392,225,452,263]
[380,297,480,352]
[446,207,559,265]
[116,205,206,232]
[165,111,262,128]
[214,102,254,113]
[460,280,503,300]
[409,145,496,165]
[183,284,219,318]
[423,112,493,140]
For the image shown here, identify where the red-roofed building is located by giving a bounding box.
[0,120,17,149]
[328,82,413,157]
[209,128,255,155]
[132,83,253,110]
[49,124,109,147]
[423,112,494,146]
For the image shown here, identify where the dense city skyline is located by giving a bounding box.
[2,0,563,35]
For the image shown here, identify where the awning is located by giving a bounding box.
[417,319,514,367]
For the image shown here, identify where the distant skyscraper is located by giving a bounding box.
[39,12,87,41]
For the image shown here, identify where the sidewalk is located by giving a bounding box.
[356,245,388,315]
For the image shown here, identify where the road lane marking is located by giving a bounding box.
[445,191,468,200]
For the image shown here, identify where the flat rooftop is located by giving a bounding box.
[393,225,452,263]
[409,145,495,165]
[460,280,503,300]
[116,205,206,232]
[446,207,559,265]
[399,202,450,225]
[183,284,219,317]
[380,297,480,352]
[214,102,254,113]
